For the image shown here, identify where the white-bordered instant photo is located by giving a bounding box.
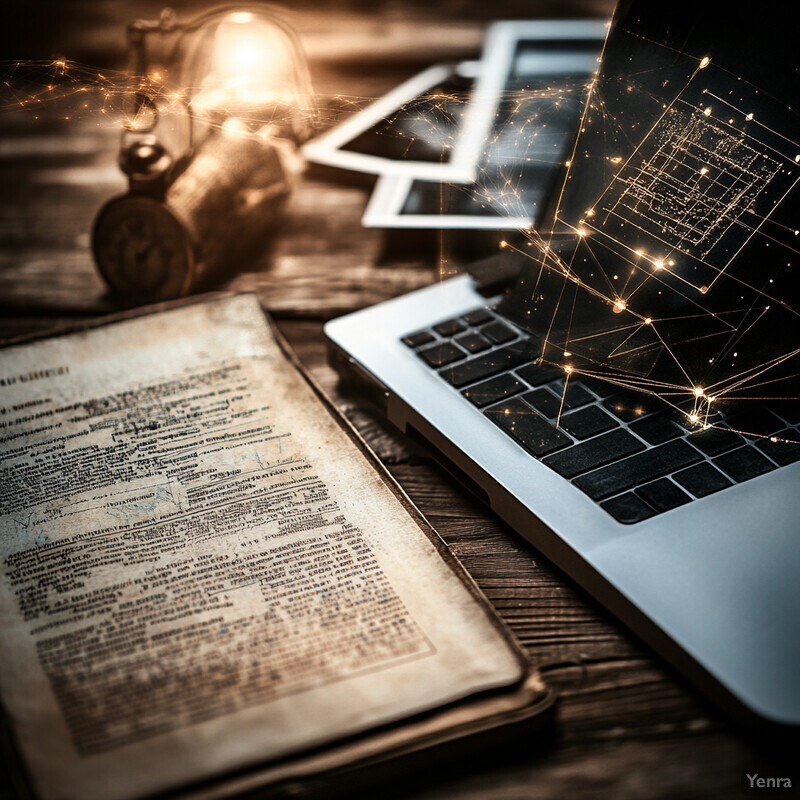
[303,19,608,182]
[362,20,608,230]
[302,61,481,180]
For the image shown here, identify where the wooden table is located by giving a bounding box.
[0,8,794,797]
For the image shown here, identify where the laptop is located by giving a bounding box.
[324,0,800,733]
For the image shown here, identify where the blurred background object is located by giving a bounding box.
[0,0,614,313]
[93,6,314,301]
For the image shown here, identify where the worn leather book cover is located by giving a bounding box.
[0,293,554,800]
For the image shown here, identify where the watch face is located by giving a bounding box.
[93,196,193,301]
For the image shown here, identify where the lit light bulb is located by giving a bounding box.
[183,9,314,141]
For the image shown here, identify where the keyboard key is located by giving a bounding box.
[521,388,561,418]
[573,439,703,500]
[454,331,492,354]
[433,318,466,337]
[630,413,682,446]
[549,381,595,410]
[484,397,572,457]
[579,376,618,399]
[770,400,800,426]
[715,446,775,482]
[439,339,534,388]
[481,320,518,344]
[417,342,465,368]
[603,391,664,422]
[685,425,743,456]
[671,403,724,433]
[558,406,617,440]
[402,330,434,348]
[515,362,564,387]
[601,493,657,524]
[461,308,494,325]
[462,374,524,408]
[636,478,691,511]
[673,463,732,498]
[725,407,784,438]
[543,429,645,479]
[756,429,800,466]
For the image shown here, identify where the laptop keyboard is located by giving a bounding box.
[402,307,800,524]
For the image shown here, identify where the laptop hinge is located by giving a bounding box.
[468,251,527,297]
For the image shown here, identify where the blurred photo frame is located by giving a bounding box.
[303,19,608,184]
[302,60,483,180]
[361,20,607,230]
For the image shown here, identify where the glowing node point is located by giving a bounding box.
[586,209,595,217]
[565,160,571,167]
[700,167,709,175]
[564,365,573,374]
[499,240,507,248]
[770,436,778,443]
[578,229,587,237]
[668,259,675,266]
[644,317,652,325]
[795,155,800,162]
[746,112,754,120]
[688,413,699,424]
[700,286,708,294]
[703,106,712,116]
[699,56,710,68]
[563,351,572,357]
[613,300,626,313]
[653,259,664,269]
[693,386,704,398]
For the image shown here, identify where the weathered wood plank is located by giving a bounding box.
[386,733,767,800]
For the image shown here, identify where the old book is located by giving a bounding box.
[0,294,552,800]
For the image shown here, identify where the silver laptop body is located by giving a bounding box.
[325,0,800,732]
[324,274,800,732]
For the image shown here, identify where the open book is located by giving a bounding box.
[0,295,552,800]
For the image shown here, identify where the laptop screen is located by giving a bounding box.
[499,0,800,416]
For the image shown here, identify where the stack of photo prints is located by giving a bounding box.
[304,20,607,235]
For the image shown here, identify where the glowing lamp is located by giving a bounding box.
[93,6,315,302]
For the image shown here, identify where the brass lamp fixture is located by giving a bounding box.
[92,5,315,302]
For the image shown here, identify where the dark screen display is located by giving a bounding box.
[500,0,800,411]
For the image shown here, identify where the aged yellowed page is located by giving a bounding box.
[0,295,523,800]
